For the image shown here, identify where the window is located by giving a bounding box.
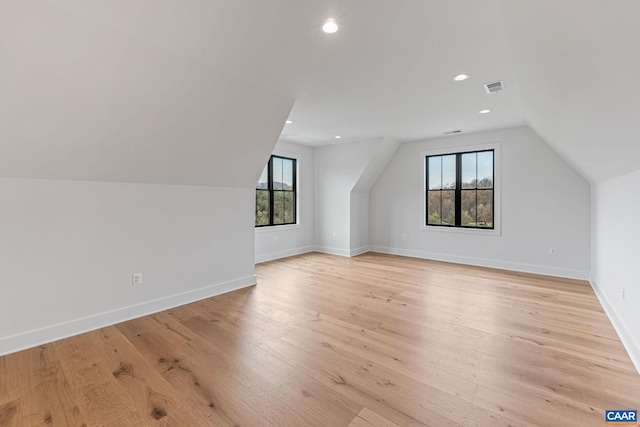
[426,149,494,229]
[256,155,297,227]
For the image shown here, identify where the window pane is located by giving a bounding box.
[282,159,294,190]
[273,191,285,224]
[441,190,455,225]
[428,156,442,190]
[427,191,441,224]
[284,192,295,223]
[442,155,456,189]
[255,190,269,225]
[257,164,268,190]
[477,151,494,189]
[272,157,283,190]
[461,190,477,227]
[461,152,477,189]
[477,189,493,228]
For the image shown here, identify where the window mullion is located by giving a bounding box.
[439,157,443,224]
[475,153,479,226]
[268,156,274,226]
[293,159,297,224]
[455,154,462,226]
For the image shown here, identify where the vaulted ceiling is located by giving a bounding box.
[2,0,638,185]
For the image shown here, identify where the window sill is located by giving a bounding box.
[419,225,501,236]
[255,224,301,233]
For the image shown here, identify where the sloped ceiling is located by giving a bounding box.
[500,0,640,182]
[1,0,638,185]
[0,0,295,187]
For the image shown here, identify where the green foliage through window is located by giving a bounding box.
[256,155,297,226]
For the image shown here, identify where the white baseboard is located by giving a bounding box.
[313,245,352,257]
[266,246,371,259]
[270,246,371,259]
[350,246,371,257]
[590,274,640,375]
[255,246,314,264]
[369,245,589,280]
[0,275,256,357]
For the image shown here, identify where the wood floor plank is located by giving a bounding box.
[257,336,462,427]
[473,383,602,427]
[0,400,20,427]
[175,312,363,426]
[11,344,90,426]
[120,316,279,426]
[357,407,402,427]
[282,320,479,403]
[1,252,639,426]
[92,328,181,423]
[347,415,376,427]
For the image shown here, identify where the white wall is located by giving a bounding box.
[0,178,256,355]
[370,126,591,279]
[314,142,372,256]
[350,192,370,255]
[255,140,315,263]
[314,139,399,256]
[591,169,640,372]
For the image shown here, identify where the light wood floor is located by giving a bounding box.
[1,252,639,426]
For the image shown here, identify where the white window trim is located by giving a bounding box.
[420,142,501,236]
[255,149,301,229]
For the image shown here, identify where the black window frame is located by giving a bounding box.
[425,149,495,230]
[256,155,297,227]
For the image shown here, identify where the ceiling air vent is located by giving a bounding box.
[484,80,505,94]
[444,130,462,135]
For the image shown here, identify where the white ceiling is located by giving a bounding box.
[279,0,526,146]
[1,0,639,184]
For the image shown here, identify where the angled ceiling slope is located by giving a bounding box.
[0,1,294,187]
[499,0,640,183]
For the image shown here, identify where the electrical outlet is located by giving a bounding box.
[132,273,143,286]
[549,246,557,255]
[333,233,337,239]
[401,233,406,241]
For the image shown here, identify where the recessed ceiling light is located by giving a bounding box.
[285,120,293,124]
[322,18,339,34]
[453,74,470,81]
[479,109,491,114]
[334,135,342,139]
